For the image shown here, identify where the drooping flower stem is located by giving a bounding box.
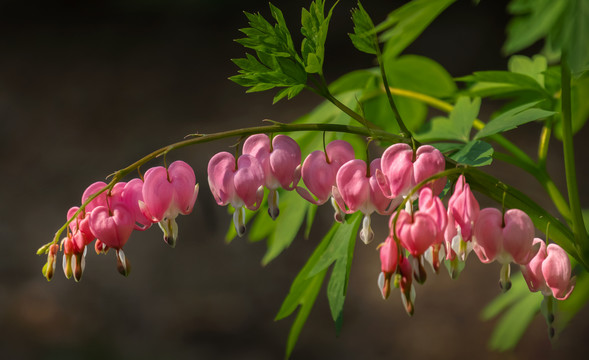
[38,123,407,255]
[560,54,589,256]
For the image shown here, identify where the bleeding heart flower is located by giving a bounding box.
[333,158,392,243]
[88,203,135,276]
[243,134,301,219]
[208,152,264,237]
[473,208,539,292]
[378,143,446,199]
[296,139,355,221]
[521,239,575,300]
[444,175,480,278]
[418,187,448,273]
[140,160,199,247]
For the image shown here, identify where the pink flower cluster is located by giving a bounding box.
[46,160,198,281]
[206,135,574,313]
[46,133,575,310]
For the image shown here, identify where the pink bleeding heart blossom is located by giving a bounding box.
[473,208,539,291]
[378,143,446,200]
[522,239,575,300]
[208,152,265,237]
[333,158,392,244]
[297,139,355,221]
[418,187,448,273]
[88,203,135,276]
[391,204,440,284]
[377,236,398,300]
[140,160,199,247]
[445,175,480,262]
[243,134,301,219]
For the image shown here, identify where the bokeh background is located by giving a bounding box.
[1,0,588,359]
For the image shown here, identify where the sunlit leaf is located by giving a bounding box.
[450,140,493,167]
[474,102,555,139]
[416,96,480,142]
[349,1,378,55]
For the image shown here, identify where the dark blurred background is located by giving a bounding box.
[1,0,588,359]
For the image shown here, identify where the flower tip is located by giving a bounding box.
[268,206,279,220]
[116,249,131,277]
[164,235,177,248]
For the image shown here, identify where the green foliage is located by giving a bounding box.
[349,1,378,55]
[276,215,361,358]
[375,0,456,61]
[450,140,493,167]
[474,102,555,139]
[505,0,589,77]
[417,96,480,143]
[301,0,336,74]
[481,273,542,351]
[231,1,336,102]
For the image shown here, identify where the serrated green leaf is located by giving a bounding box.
[475,102,555,139]
[377,0,455,60]
[450,140,493,167]
[349,1,378,55]
[300,0,335,75]
[416,96,480,143]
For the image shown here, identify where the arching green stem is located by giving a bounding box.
[38,123,408,255]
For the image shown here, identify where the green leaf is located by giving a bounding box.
[450,140,493,167]
[262,190,311,265]
[474,102,555,139]
[276,225,338,359]
[385,55,457,99]
[231,3,309,101]
[308,213,362,334]
[349,1,378,55]
[488,291,542,351]
[503,0,568,55]
[508,55,548,87]
[458,71,549,96]
[328,69,379,95]
[416,96,480,143]
[301,0,336,75]
[377,0,456,60]
[481,273,542,352]
[565,0,589,76]
[559,267,589,328]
